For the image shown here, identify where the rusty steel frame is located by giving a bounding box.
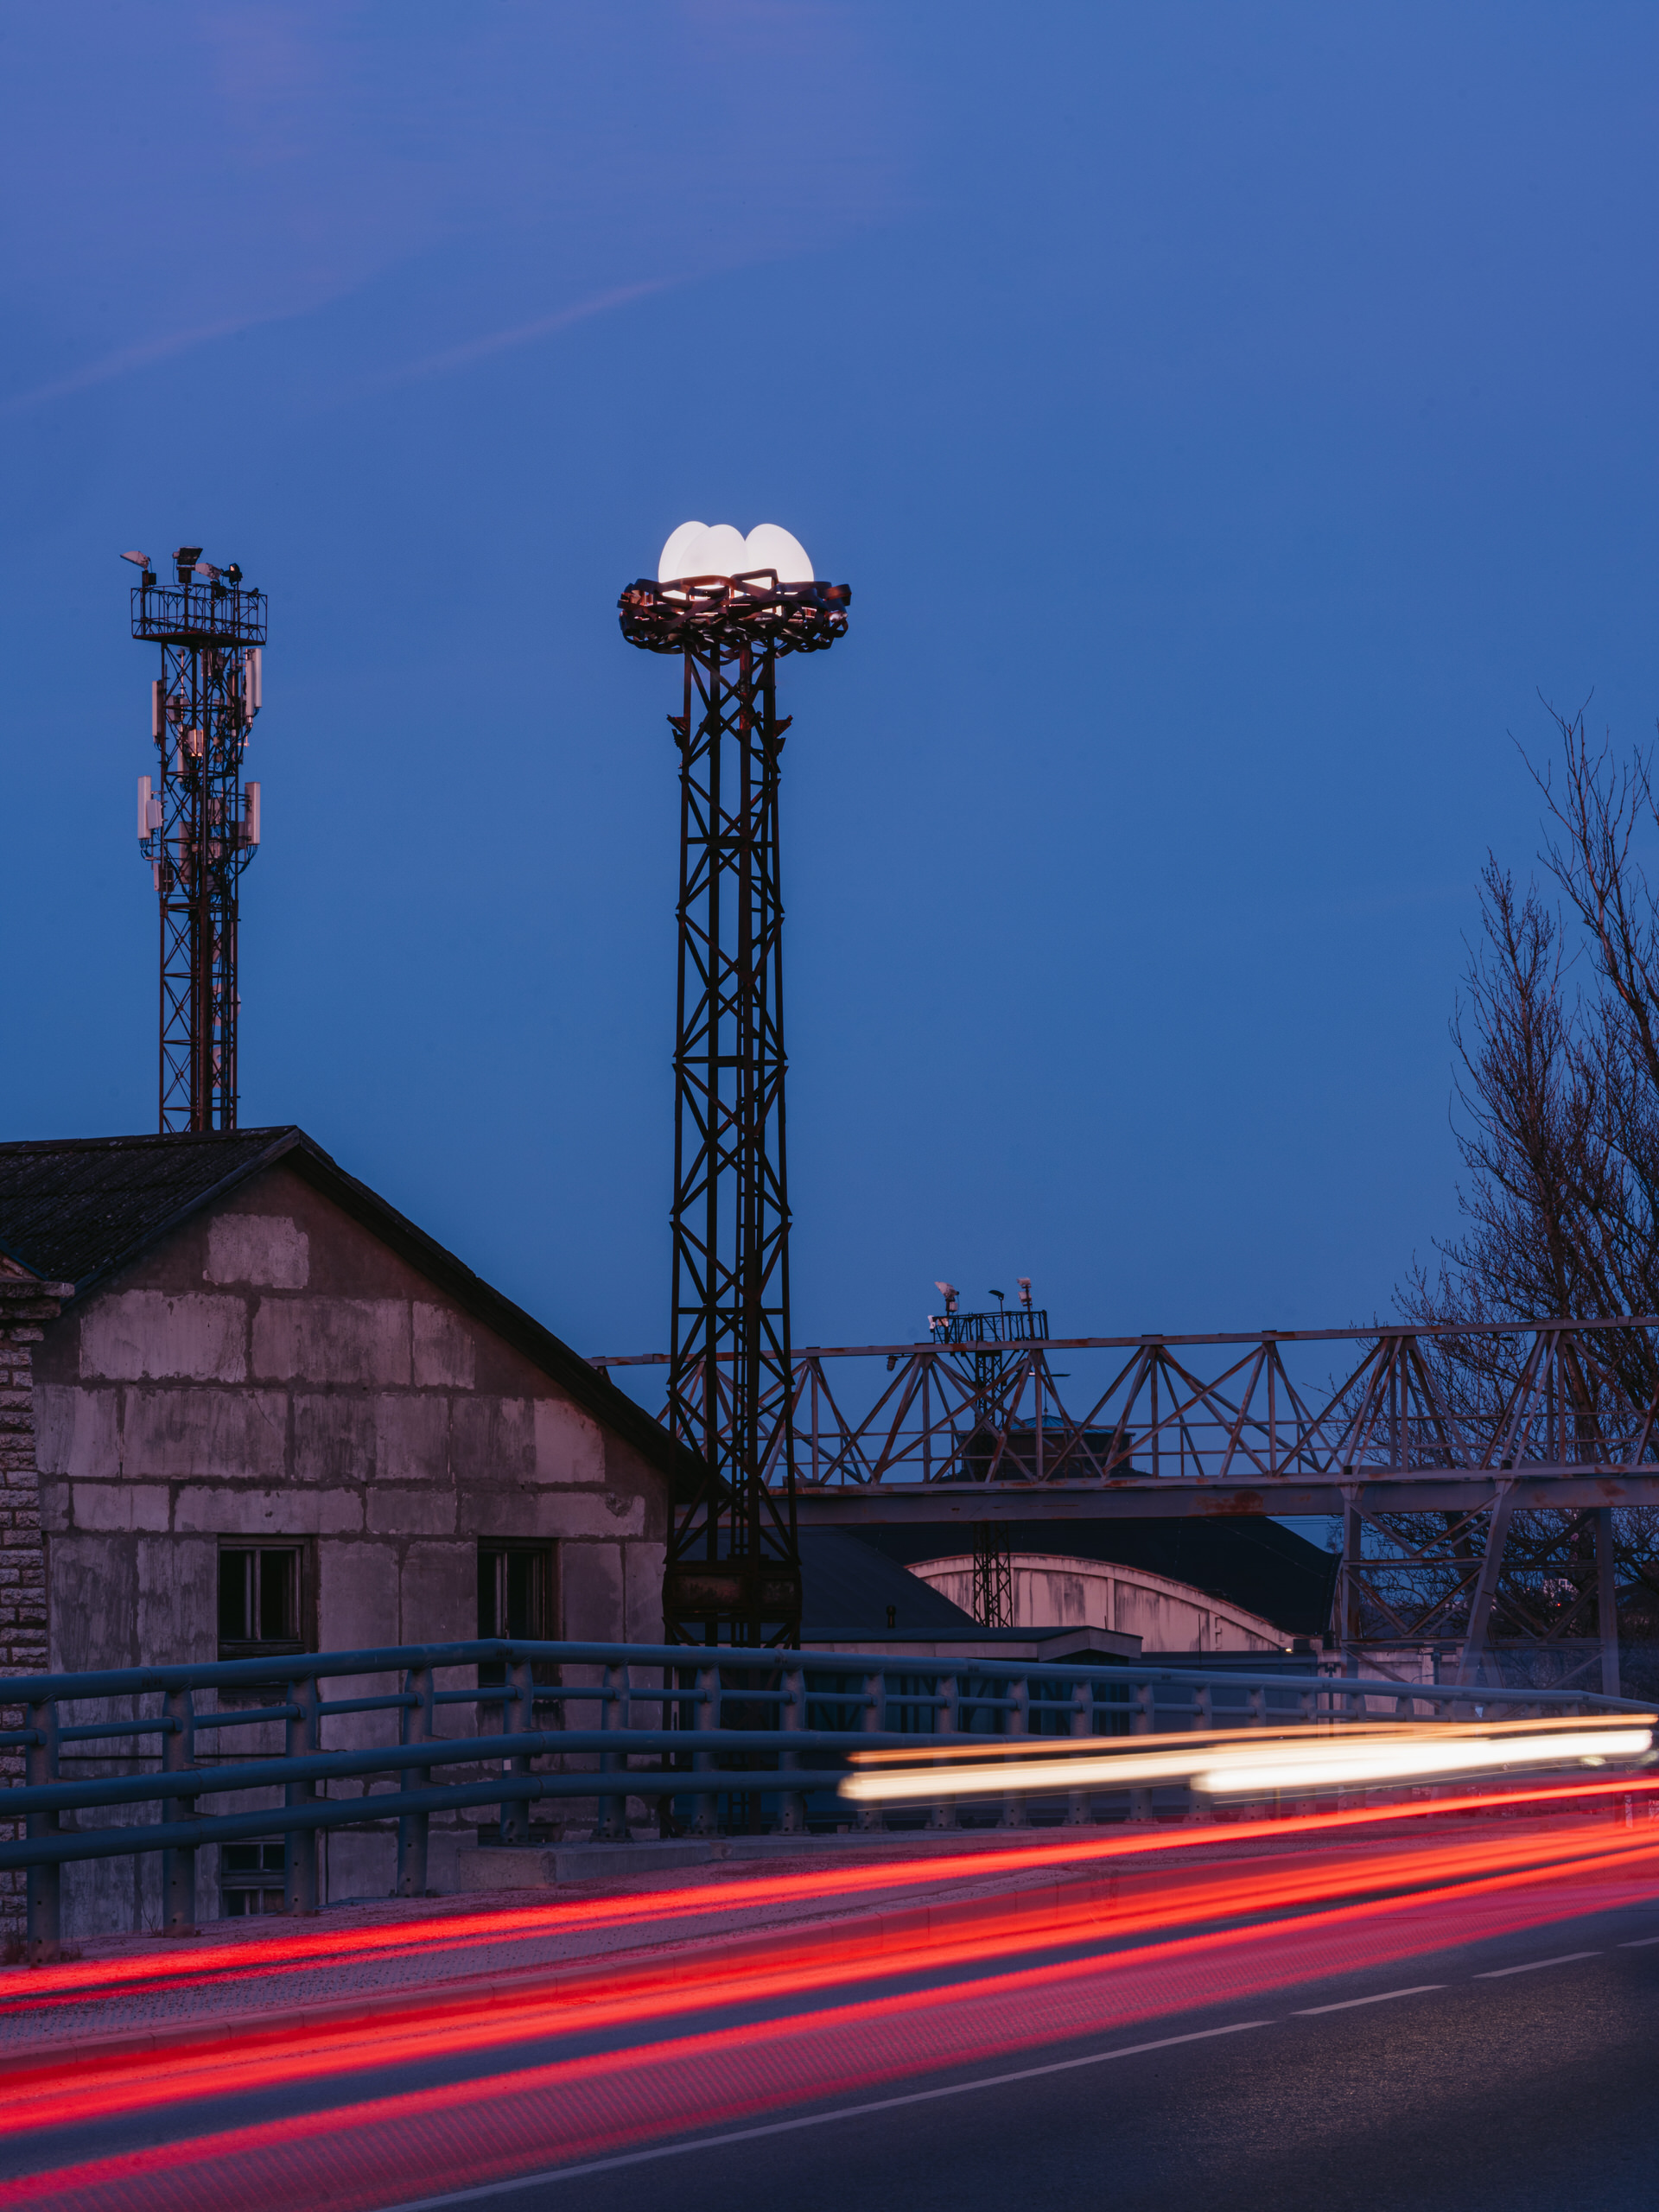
[594,1319,1659,1687]
[132,572,266,1131]
[620,567,849,1647]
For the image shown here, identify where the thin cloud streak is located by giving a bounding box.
[1,273,691,422]
[0,314,270,416]
[366,276,696,392]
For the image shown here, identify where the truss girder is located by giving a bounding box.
[594,1319,1659,1495]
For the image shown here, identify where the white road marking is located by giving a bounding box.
[1618,1935,1659,1948]
[1294,1984,1443,2014]
[378,2019,1276,2209]
[1474,1951,1599,1978]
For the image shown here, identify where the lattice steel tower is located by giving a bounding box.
[125,546,266,1131]
[620,525,849,1645]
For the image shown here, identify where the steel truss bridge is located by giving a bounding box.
[594,1318,1659,1692]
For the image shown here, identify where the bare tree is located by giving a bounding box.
[1394,707,1659,1666]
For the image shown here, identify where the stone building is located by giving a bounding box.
[0,1127,683,1929]
[0,1260,71,1941]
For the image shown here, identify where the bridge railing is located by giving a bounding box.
[2,1639,1645,1961]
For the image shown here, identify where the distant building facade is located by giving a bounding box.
[906,1551,1287,1653]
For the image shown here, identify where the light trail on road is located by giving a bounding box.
[0,1795,1655,2212]
[1,1803,1652,2141]
[6,1767,1654,2025]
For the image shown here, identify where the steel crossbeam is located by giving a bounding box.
[593,1319,1659,1500]
[594,1319,1659,1686]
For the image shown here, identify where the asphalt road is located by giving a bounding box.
[4,1832,1656,2212]
[411,1891,1659,2212]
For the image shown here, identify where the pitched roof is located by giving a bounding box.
[0,1128,693,1484]
[798,1529,980,1639]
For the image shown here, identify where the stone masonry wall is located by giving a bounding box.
[0,1273,69,1942]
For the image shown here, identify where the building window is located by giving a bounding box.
[478,1544,554,1643]
[218,1543,310,1660]
[219,1840,286,1916]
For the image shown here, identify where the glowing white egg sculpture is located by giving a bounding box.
[657,520,816,585]
[657,521,709,584]
[741,524,813,583]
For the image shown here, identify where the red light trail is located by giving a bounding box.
[0,1790,1654,2212]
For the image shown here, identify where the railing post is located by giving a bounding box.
[397,1665,435,1897]
[1000,1671,1029,1829]
[1065,1672,1093,1827]
[593,1662,631,1842]
[856,1667,884,1833]
[284,1673,320,1916]
[1183,1679,1214,1824]
[25,1695,60,1967]
[691,1662,721,1837]
[160,1685,197,1936]
[929,1669,960,1830]
[1595,1507,1622,1700]
[777,1662,807,1835]
[500,1654,534,1847]
[1128,1679,1155,1822]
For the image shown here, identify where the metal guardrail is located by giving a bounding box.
[2,1640,1643,1962]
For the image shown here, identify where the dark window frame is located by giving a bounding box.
[217,1539,317,1663]
[477,1541,557,1644]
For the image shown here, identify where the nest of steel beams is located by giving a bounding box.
[618,573,850,655]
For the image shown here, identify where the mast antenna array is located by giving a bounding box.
[620,524,849,1646]
[127,547,267,1132]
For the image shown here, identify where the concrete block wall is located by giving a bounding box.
[23,1160,673,1936]
[0,1273,70,1942]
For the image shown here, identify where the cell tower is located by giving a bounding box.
[620,522,849,1646]
[124,546,266,1132]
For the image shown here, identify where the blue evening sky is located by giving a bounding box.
[5,3,1658,1370]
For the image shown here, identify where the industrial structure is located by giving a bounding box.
[594,1314,1659,1694]
[124,546,266,1133]
[619,523,849,1648]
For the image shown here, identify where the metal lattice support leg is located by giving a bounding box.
[656,630,813,1649]
[1455,1484,1517,1690]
